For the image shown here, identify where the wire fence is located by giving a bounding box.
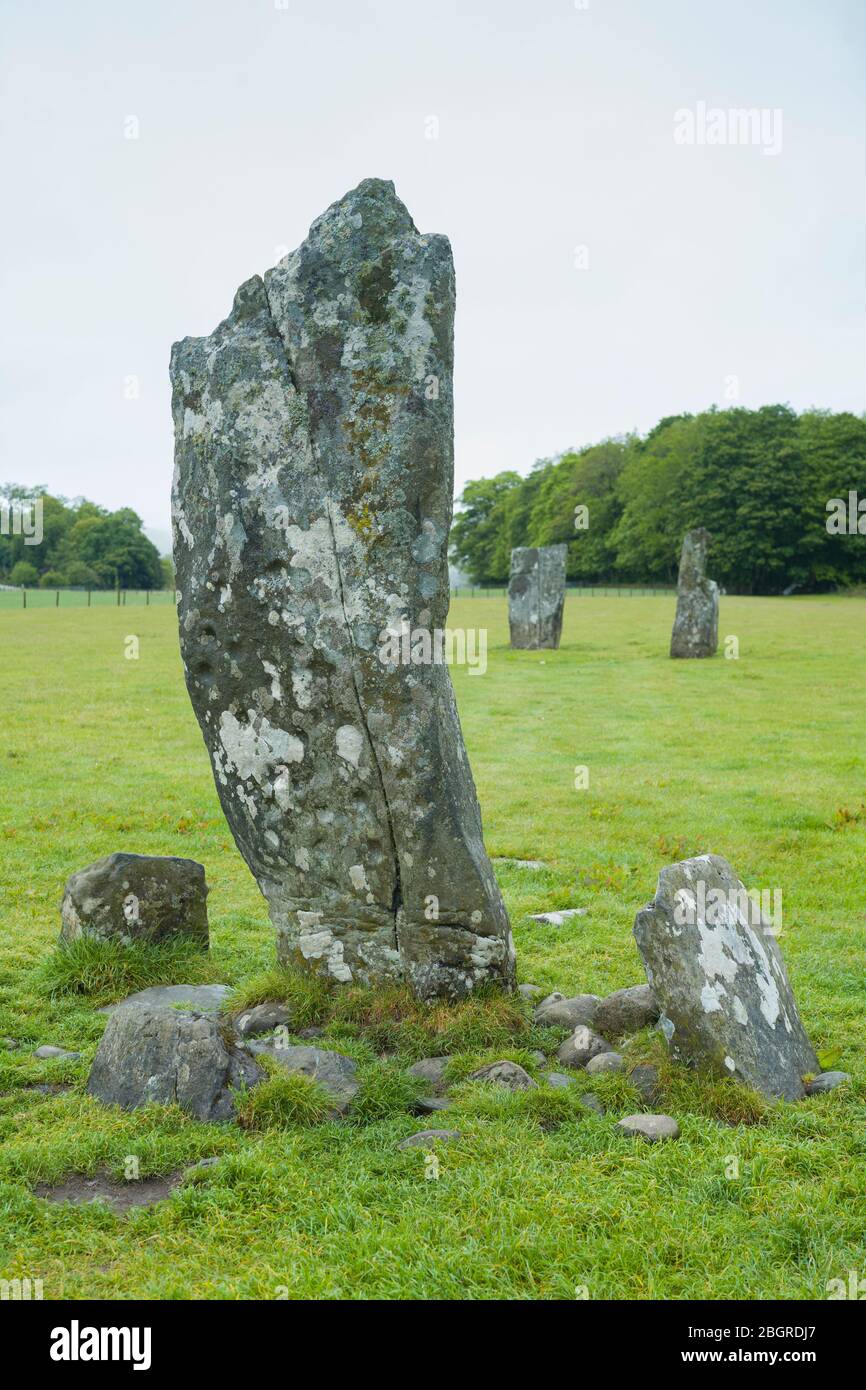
[0,587,176,611]
[449,583,676,599]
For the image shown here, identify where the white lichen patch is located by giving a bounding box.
[219,710,304,785]
[335,725,363,768]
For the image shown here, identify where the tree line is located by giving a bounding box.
[0,485,167,590]
[450,406,866,594]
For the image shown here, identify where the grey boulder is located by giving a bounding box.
[233,1002,293,1038]
[508,545,567,650]
[628,1064,662,1106]
[534,993,601,1029]
[244,1039,359,1113]
[556,1026,610,1070]
[585,1051,624,1075]
[594,985,659,1039]
[100,984,231,1016]
[617,1113,680,1142]
[468,1060,537,1091]
[60,852,208,947]
[670,528,718,658]
[407,1056,452,1092]
[805,1071,850,1095]
[634,855,818,1100]
[33,1045,80,1060]
[86,1003,261,1122]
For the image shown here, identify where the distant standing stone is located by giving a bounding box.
[633,854,818,1100]
[617,1114,680,1142]
[508,545,568,650]
[60,853,209,947]
[670,528,718,658]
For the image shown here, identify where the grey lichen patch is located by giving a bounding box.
[171,179,514,1000]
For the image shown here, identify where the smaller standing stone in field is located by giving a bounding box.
[556,1025,609,1070]
[469,1060,537,1091]
[398,1129,461,1149]
[586,1051,624,1075]
[670,528,719,658]
[617,1114,680,1142]
[594,985,659,1040]
[805,1071,850,1095]
[508,544,568,650]
[60,853,209,947]
[33,1045,80,1061]
[633,854,818,1100]
[534,994,601,1029]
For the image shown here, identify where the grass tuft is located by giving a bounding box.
[36,936,217,1002]
[235,1063,334,1131]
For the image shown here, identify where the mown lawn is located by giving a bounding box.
[0,594,864,1300]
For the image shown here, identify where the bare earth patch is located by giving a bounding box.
[33,1170,185,1213]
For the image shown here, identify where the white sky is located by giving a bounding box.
[2,0,864,553]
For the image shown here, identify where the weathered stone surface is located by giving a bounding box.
[534,994,601,1030]
[594,985,659,1039]
[100,984,231,1016]
[585,1051,624,1075]
[468,1060,537,1090]
[617,1113,680,1142]
[529,908,587,926]
[233,1001,293,1038]
[578,1093,606,1115]
[398,1129,461,1148]
[60,853,209,947]
[407,1056,452,1091]
[805,1071,850,1095]
[629,1063,662,1106]
[508,545,567,650]
[170,178,513,1002]
[244,1039,358,1113]
[544,1071,574,1089]
[556,1026,609,1070]
[86,1004,261,1122]
[633,855,818,1100]
[670,528,718,658]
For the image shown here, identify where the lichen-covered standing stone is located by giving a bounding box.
[508,545,567,650]
[633,855,818,1099]
[170,179,514,1000]
[670,528,718,658]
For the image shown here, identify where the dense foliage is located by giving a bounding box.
[0,485,165,589]
[450,406,866,593]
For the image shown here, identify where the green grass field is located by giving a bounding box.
[1,594,864,1300]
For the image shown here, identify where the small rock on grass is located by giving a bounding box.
[629,1064,662,1105]
[530,909,587,927]
[398,1130,461,1149]
[33,1045,80,1060]
[413,1096,453,1115]
[805,1071,850,1095]
[518,983,545,999]
[407,1056,452,1091]
[594,985,659,1040]
[578,1094,606,1116]
[468,1060,537,1091]
[233,1002,293,1038]
[528,1050,547,1065]
[586,1051,623,1075]
[534,994,601,1029]
[617,1114,680,1142]
[556,1026,609,1070]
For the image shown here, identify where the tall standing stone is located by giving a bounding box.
[170,179,514,1001]
[633,855,818,1099]
[508,545,567,650]
[670,528,718,657]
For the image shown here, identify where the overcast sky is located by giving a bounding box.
[2,0,864,552]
